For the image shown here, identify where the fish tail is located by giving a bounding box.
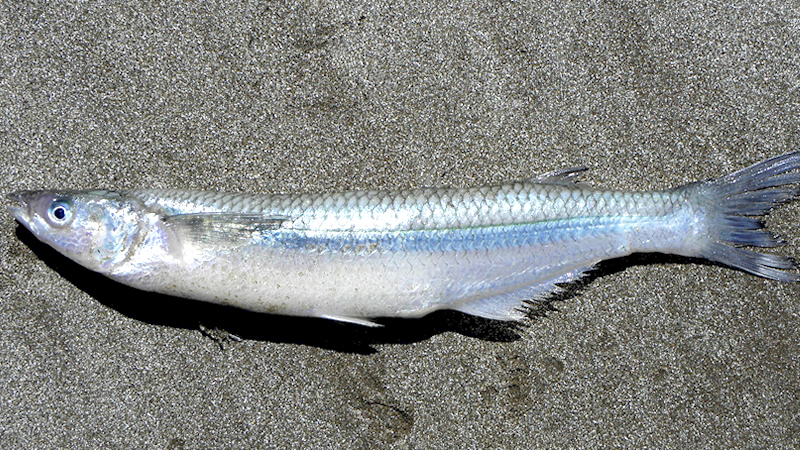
[688,151,800,282]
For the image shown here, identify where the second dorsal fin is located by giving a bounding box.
[529,166,589,186]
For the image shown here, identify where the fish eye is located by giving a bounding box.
[47,200,73,226]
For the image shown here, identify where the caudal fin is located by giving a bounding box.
[693,152,800,282]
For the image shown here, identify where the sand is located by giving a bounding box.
[1,0,799,447]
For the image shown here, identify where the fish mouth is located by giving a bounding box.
[6,191,32,225]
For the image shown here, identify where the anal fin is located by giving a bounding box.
[452,266,596,321]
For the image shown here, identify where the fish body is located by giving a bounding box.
[8,153,800,326]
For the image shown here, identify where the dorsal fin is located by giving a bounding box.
[528,166,589,186]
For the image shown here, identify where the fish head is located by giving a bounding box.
[7,190,145,273]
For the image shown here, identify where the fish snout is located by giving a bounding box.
[7,191,33,224]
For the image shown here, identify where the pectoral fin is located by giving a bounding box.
[164,213,292,244]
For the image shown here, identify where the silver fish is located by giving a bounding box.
[8,153,800,326]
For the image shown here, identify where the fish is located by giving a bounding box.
[7,152,800,327]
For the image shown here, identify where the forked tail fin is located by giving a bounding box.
[691,152,800,282]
